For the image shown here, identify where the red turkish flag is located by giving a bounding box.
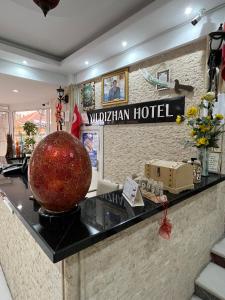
[71,105,82,138]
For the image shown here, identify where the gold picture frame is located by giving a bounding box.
[101,68,129,107]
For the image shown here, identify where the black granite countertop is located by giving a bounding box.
[0,174,225,263]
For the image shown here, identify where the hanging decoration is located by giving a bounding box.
[221,23,225,82]
[33,0,60,17]
[71,104,82,139]
[158,198,172,240]
[207,23,225,100]
[55,102,63,131]
[55,86,69,131]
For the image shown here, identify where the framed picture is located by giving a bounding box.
[102,68,128,107]
[81,132,98,169]
[156,69,170,90]
[81,82,95,111]
[208,152,221,174]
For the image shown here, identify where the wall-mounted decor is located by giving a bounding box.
[81,82,95,111]
[140,68,171,89]
[140,68,195,93]
[88,96,185,125]
[156,69,170,90]
[174,79,194,94]
[102,68,128,107]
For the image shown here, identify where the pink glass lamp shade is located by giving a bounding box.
[29,131,92,213]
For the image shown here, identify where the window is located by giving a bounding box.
[13,109,50,146]
[0,111,9,156]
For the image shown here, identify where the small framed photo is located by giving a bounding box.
[81,82,95,111]
[156,69,170,90]
[208,152,221,174]
[102,68,129,107]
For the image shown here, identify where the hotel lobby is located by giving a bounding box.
[0,1,225,299]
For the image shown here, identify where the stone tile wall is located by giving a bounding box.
[79,39,208,183]
[65,183,225,300]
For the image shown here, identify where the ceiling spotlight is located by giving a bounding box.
[12,89,19,93]
[23,60,28,65]
[122,41,127,47]
[191,8,206,26]
[85,61,89,65]
[184,7,192,15]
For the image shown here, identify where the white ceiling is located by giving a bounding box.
[0,0,154,59]
[0,74,57,108]
[0,0,224,106]
[0,0,224,77]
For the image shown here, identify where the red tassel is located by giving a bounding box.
[158,198,172,240]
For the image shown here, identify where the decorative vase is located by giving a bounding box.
[199,147,209,177]
[29,131,92,213]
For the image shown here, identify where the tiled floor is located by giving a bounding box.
[0,265,12,300]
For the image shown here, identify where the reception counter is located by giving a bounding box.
[0,174,225,300]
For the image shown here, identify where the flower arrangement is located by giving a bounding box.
[176,92,224,149]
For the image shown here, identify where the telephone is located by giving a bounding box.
[1,157,28,177]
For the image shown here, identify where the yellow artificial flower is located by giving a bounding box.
[196,137,209,146]
[176,115,182,124]
[186,106,198,118]
[199,125,211,133]
[201,92,215,102]
[215,114,224,120]
[190,130,197,137]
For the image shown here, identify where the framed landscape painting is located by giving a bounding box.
[102,68,128,107]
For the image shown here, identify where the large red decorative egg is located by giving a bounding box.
[29,131,92,213]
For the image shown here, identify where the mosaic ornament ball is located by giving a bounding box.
[29,131,92,213]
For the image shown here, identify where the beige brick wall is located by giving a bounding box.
[80,39,208,183]
[0,197,63,300]
[64,182,225,300]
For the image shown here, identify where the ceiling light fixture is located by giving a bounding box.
[23,60,28,65]
[122,41,127,47]
[12,89,19,93]
[85,61,89,65]
[33,0,60,17]
[184,7,192,15]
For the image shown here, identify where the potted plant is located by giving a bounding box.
[23,121,38,154]
[176,92,224,176]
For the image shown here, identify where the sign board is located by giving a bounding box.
[87,96,185,126]
[122,177,144,207]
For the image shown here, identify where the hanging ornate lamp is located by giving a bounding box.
[33,0,60,17]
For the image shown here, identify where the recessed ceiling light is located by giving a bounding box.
[122,41,127,47]
[185,7,193,15]
[23,60,28,65]
[12,89,19,93]
[85,61,89,65]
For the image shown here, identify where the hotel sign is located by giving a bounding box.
[87,96,185,125]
